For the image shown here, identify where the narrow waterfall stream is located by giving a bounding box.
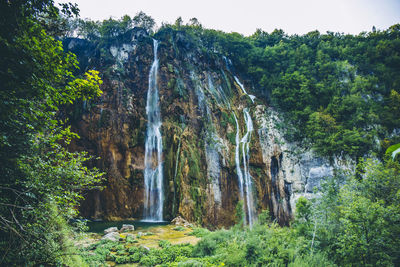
[223,55,256,103]
[191,72,223,206]
[234,113,245,202]
[242,109,255,227]
[234,76,256,103]
[143,39,164,222]
[233,109,256,227]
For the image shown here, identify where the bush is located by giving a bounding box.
[223,242,246,266]
[159,240,172,248]
[192,238,217,257]
[189,227,210,237]
[116,249,127,255]
[128,246,138,254]
[177,259,204,267]
[139,255,159,266]
[173,226,186,231]
[129,252,141,263]
[245,237,261,264]
[288,252,336,267]
[115,255,129,264]
[126,235,136,243]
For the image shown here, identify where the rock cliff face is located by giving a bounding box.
[64,28,347,227]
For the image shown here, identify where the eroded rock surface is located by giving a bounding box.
[65,28,351,227]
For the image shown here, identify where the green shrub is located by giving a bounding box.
[288,252,336,267]
[115,244,125,251]
[115,255,128,264]
[128,246,138,254]
[227,132,236,145]
[223,242,246,266]
[192,238,217,257]
[245,237,262,264]
[116,249,126,255]
[159,240,172,248]
[189,227,210,237]
[173,226,186,231]
[129,252,141,263]
[139,254,159,266]
[177,259,204,266]
[126,235,136,243]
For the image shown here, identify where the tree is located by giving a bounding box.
[133,11,156,33]
[0,1,103,265]
[174,16,183,29]
[304,159,400,266]
[188,17,202,28]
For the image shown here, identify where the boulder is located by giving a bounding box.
[104,227,118,234]
[171,216,192,227]
[120,224,134,232]
[101,232,120,242]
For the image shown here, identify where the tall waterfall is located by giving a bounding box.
[143,39,164,222]
[233,109,256,227]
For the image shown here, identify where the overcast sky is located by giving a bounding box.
[57,0,400,36]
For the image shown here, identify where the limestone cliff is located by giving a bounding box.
[64,28,346,227]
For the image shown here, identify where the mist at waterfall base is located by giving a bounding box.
[143,39,165,222]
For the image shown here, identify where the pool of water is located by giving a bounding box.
[86,220,170,233]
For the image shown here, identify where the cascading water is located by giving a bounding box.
[207,75,231,109]
[143,39,164,222]
[242,109,255,226]
[234,114,245,201]
[191,72,222,205]
[234,76,256,103]
[223,56,256,103]
[233,109,256,227]
[205,133,222,205]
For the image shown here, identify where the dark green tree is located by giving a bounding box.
[0,1,103,265]
[133,11,156,33]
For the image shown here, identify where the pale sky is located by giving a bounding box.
[57,0,400,36]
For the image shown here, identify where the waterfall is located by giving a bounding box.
[205,133,222,205]
[93,190,101,219]
[207,75,231,109]
[223,55,256,103]
[234,113,245,202]
[234,76,256,103]
[143,39,164,222]
[233,109,256,227]
[191,71,222,206]
[242,109,255,226]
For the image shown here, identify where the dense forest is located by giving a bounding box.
[1,0,399,266]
